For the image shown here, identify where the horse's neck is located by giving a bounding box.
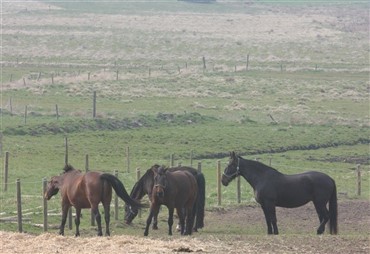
[239,159,278,188]
[143,172,154,195]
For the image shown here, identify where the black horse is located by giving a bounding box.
[125,164,205,231]
[222,152,338,235]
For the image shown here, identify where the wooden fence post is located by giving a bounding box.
[85,154,89,172]
[114,170,119,220]
[4,151,9,191]
[217,160,221,206]
[197,162,202,173]
[55,104,59,120]
[92,91,96,118]
[24,105,28,125]
[9,97,13,116]
[64,137,68,165]
[43,178,48,232]
[246,54,250,71]
[357,165,361,196]
[237,176,241,203]
[16,178,22,233]
[116,70,119,80]
[269,156,272,166]
[0,132,2,156]
[170,154,174,167]
[202,56,206,69]
[51,73,54,84]
[136,168,141,218]
[126,146,130,173]
[190,150,193,167]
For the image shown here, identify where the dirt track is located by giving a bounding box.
[1,200,369,253]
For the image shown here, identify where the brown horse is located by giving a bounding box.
[45,164,143,236]
[144,166,198,236]
[125,164,205,231]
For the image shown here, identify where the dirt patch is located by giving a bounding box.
[1,200,369,253]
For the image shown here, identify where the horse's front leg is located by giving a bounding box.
[261,203,278,235]
[167,207,174,236]
[144,208,156,236]
[75,208,81,237]
[59,204,70,236]
[153,213,158,230]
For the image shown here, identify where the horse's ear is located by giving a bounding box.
[151,167,158,174]
[230,151,236,158]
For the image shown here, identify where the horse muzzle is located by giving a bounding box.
[221,175,230,186]
[156,191,164,198]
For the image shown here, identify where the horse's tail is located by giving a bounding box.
[195,172,206,229]
[100,174,144,209]
[329,181,338,235]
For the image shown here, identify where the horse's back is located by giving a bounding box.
[169,166,198,176]
[169,171,198,203]
[80,171,112,205]
[171,170,197,188]
[269,171,335,208]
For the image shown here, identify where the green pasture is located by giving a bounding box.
[1,0,369,236]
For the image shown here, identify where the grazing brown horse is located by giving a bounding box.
[125,164,205,231]
[45,164,143,236]
[222,152,338,235]
[144,166,198,236]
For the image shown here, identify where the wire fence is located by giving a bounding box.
[0,155,367,234]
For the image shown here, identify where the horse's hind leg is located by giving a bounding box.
[103,203,111,236]
[185,207,194,235]
[167,207,174,236]
[314,202,329,234]
[177,209,185,235]
[75,208,81,237]
[92,206,103,236]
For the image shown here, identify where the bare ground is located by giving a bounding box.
[1,200,369,253]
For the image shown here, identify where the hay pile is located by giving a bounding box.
[0,231,249,253]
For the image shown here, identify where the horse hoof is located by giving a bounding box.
[152,226,158,230]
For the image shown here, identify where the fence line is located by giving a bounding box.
[0,150,366,234]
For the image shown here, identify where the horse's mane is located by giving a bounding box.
[63,164,76,173]
[241,157,280,174]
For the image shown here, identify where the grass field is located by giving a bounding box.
[1,0,369,244]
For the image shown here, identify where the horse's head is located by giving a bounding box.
[125,168,155,224]
[124,203,138,224]
[44,176,62,200]
[222,151,240,186]
[152,166,168,199]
